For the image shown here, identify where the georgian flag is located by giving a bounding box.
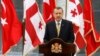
[23,0,45,55]
[66,0,86,50]
[83,0,100,56]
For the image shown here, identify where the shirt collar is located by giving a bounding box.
[55,20,62,24]
[55,19,62,25]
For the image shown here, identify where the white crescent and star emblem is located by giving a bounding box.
[1,18,8,26]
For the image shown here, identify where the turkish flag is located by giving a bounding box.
[1,0,22,55]
[43,0,56,23]
[83,0,100,56]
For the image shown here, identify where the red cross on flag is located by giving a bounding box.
[43,0,56,23]
[83,0,100,56]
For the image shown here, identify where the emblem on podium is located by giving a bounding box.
[51,43,62,53]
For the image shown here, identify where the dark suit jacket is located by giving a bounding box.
[44,19,75,43]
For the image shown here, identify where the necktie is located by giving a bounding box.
[57,22,60,37]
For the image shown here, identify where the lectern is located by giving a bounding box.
[39,38,76,56]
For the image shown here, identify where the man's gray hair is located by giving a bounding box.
[53,7,63,12]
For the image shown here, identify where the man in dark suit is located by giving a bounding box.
[44,7,75,43]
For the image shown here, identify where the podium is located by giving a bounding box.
[39,38,76,56]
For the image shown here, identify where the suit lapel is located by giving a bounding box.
[53,21,58,37]
[59,20,64,37]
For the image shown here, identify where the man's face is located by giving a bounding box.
[53,9,63,21]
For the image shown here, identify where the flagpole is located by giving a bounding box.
[22,18,25,56]
[65,0,67,18]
